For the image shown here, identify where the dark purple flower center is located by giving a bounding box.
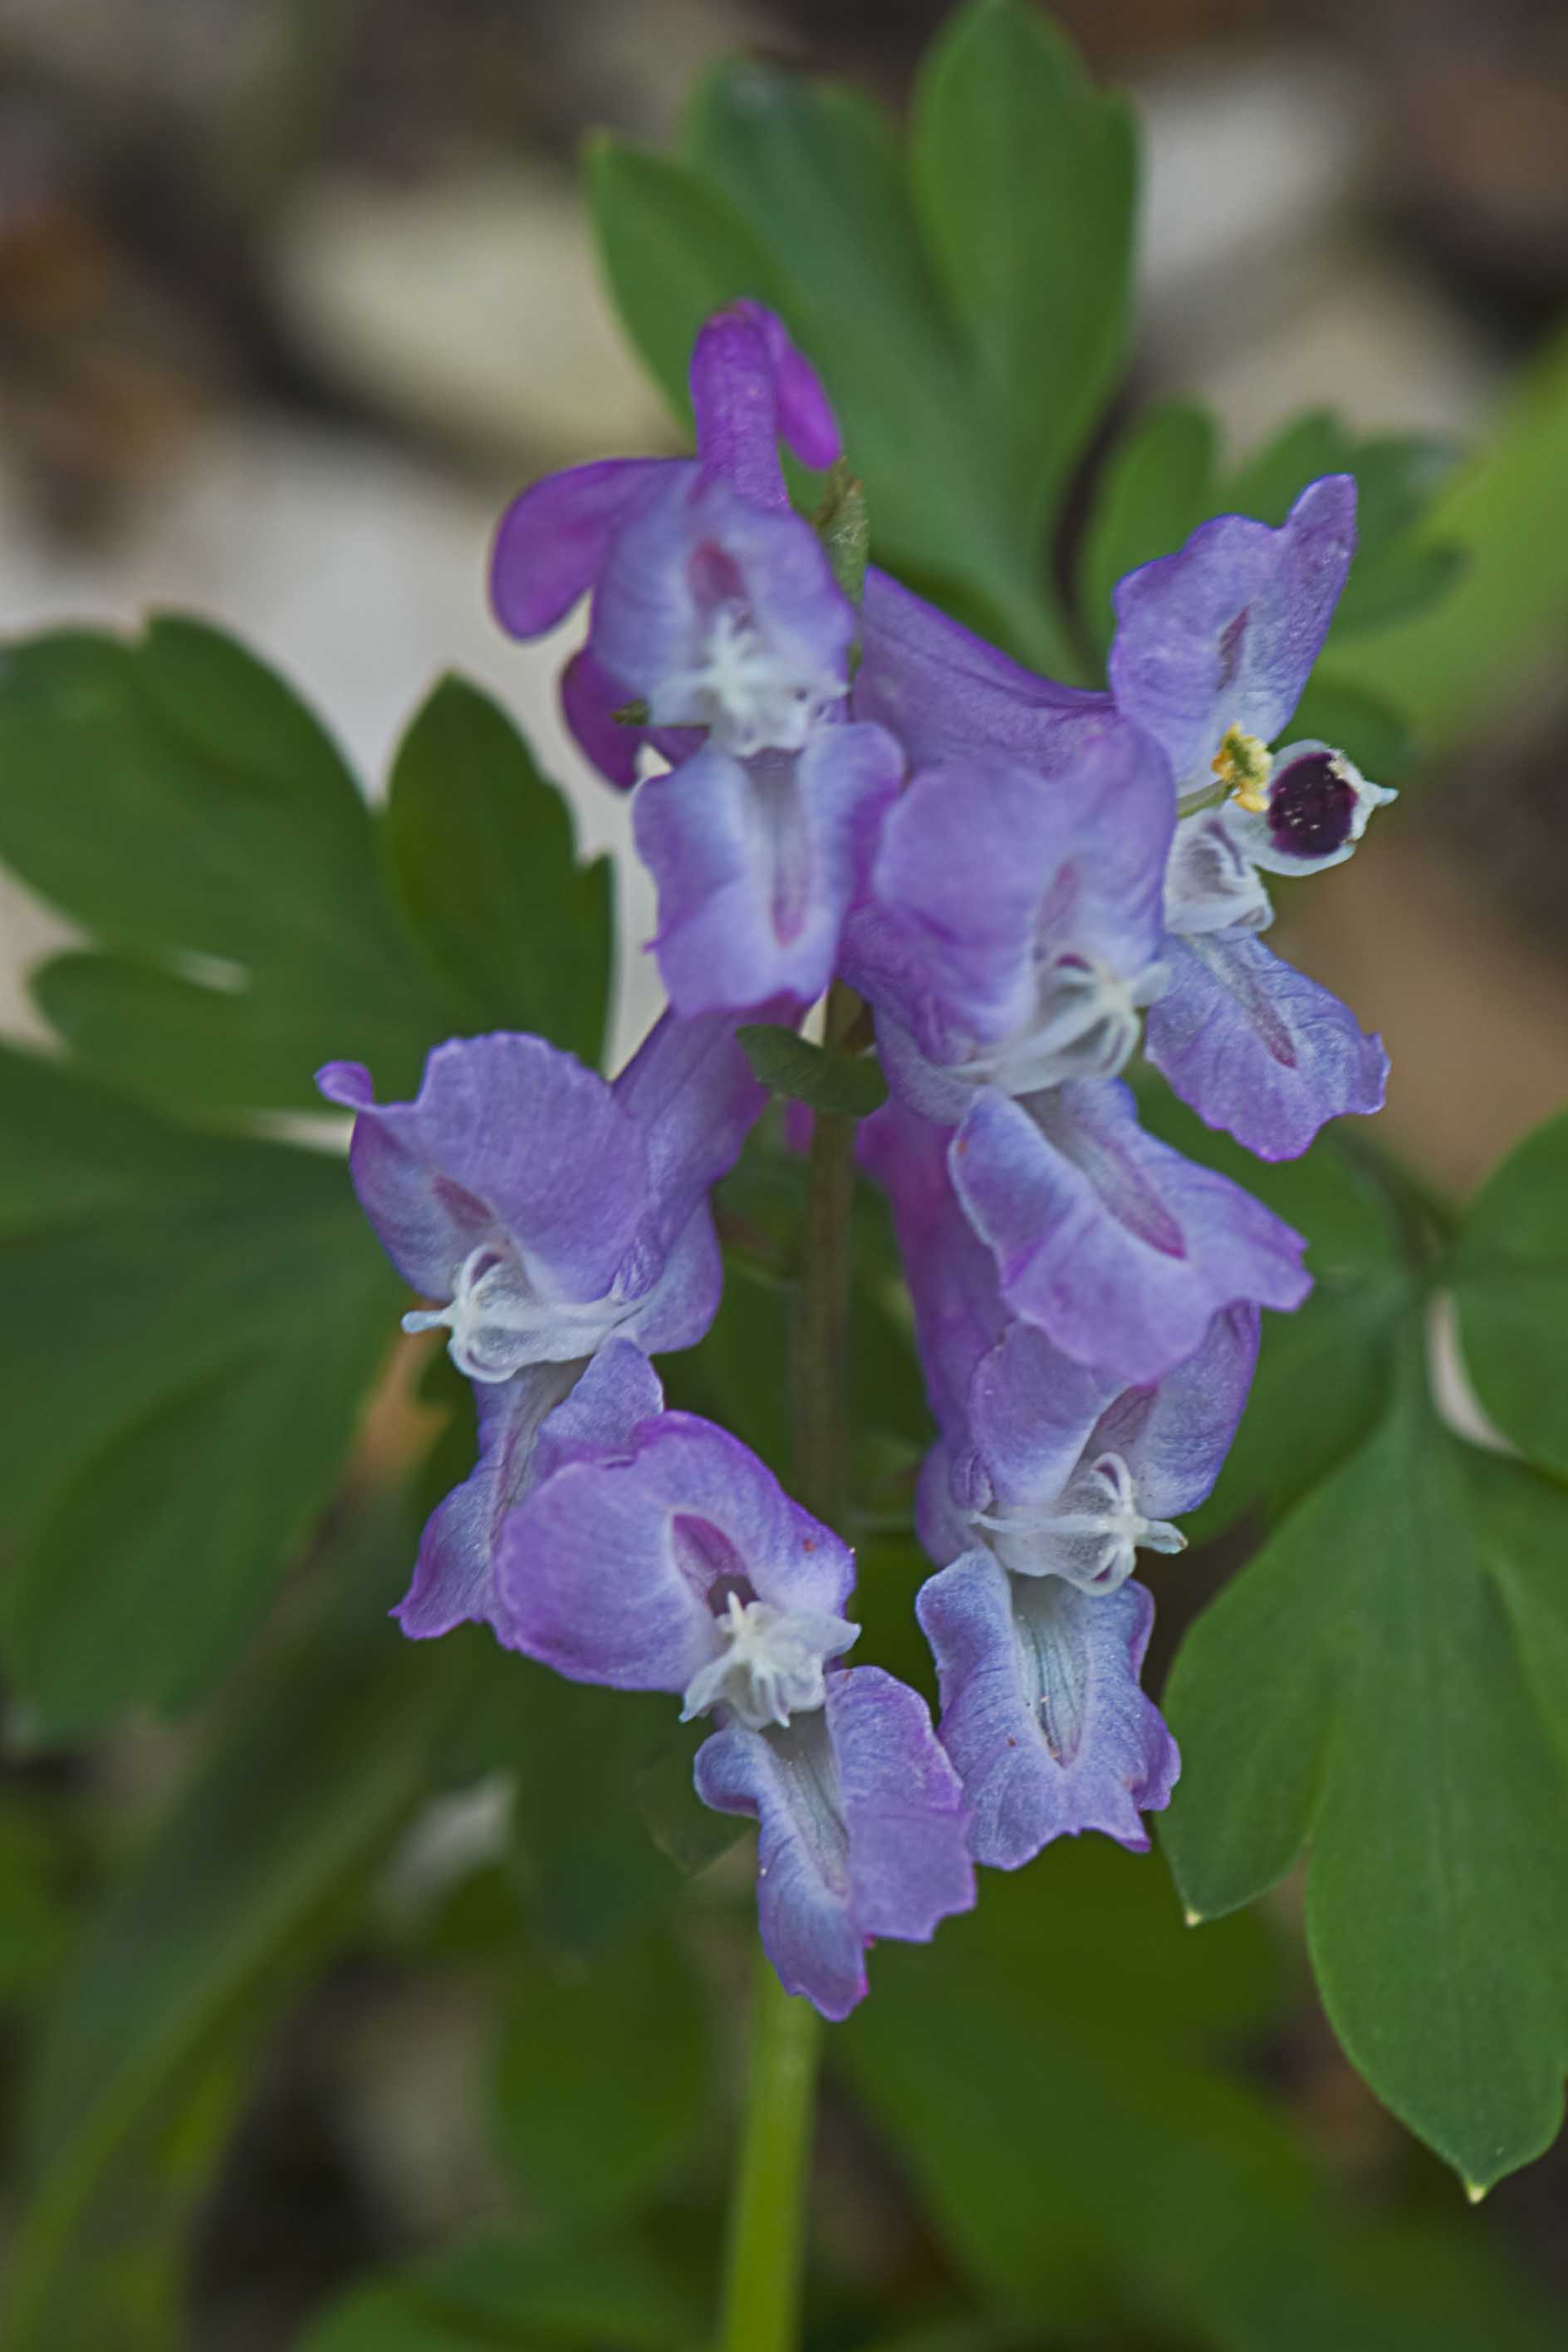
[1267,752,1357,860]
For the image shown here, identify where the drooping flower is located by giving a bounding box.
[502,1409,974,2018]
[844,720,1174,1116]
[1107,477,1372,821]
[948,1074,1306,1384]
[491,302,902,1017]
[317,1010,765,1636]
[864,1100,1251,1871]
[1137,778,1391,1160]
[835,707,1305,1381]
[917,1308,1255,1869]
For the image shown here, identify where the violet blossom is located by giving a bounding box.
[502,1406,975,2019]
[317,1010,764,1637]
[491,303,901,1016]
[865,1100,1251,1871]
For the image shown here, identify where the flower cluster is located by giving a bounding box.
[323,301,1393,2017]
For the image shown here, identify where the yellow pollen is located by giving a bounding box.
[1213,723,1271,813]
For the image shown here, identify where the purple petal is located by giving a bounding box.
[616,1202,723,1358]
[825,1666,974,1942]
[1108,475,1357,796]
[1091,1302,1258,1519]
[690,306,789,512]
[592,471,853,744]
[737,302,841,470]
[695,1713,867,2017]
[561,645,708,792]
[689,304,842,507]
[560,645,640,790]
[613,1008,770,1255]
[915,1438,975,1570]
[860,1100,1007,1448]
[396,1352,614,1640]
[498,1412,854,1690]
[491,458,674,639]
[967,1322,1119,1512]
[951,1079,1309,1385]
[855,728,1170,1061]
[318,1057,493,1300]
[694,1664,973,2020]
[635,724,901,1016]
[346,1035,648,1304]
[1145,931,1389,1161]
[856,567,1110,773]
[918,1552,1178,1869]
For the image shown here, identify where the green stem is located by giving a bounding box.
[716,981,860,2352]
[716,1952,824,2352]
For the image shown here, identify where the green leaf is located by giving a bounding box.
[383,676,612,1067]
[0,1803,74,2004]
[1452,1108,1568,1477]
[1286,674,1415,778]
[493,1924,709,2224]
[1163,1355,1568,2193]
[0,1046,394,1731]
[504,1667,678,1965]
[814,459,870,609]
[585,136,786,423]
[0,621,609,1110]
[911,0,1138,533]
[737,1024,888,1117]
[845,1841,1554,2349]
[1330,540,1468,639]
[299,2227,701,2352]
[0,619,463,1110]
[1078,400,1218,660]
[3,1512,484,2349]
[1324,323,1568,746]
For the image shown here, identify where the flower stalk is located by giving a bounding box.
[716,980,861,2352]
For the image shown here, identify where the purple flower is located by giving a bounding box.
[950,1076,1307,1384]
[1108,475,1396,858]
[844,720,1173,1115]
[491,305,901,1017]
[317,1010,765,1636]
[855,563,1110,776]
[502,1409,974,2018]
[1142,805,1389,1161]
[1144,926,1389,1162]
[859,1100,1007,1452]
[916,1308,1255,1869]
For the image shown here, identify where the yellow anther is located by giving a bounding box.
[1212,723,1272,813]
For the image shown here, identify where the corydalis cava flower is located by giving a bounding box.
[502,1406,974,2019]
[317,1011,764,1636]
[492,303,901,1017]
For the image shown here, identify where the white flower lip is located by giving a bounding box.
[680,1591,860,1731]
[402,1241,625,1383]
[657,601,848,757]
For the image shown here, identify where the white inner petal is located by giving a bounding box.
[1164,811,1274,937]
[974,1451,1186,1593]
[680,1592,860,1732]
[656,601,846,757]
[955,953,1168,1095]
[402,1242,625,1383]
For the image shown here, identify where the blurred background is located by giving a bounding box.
[2,0,1567,2344]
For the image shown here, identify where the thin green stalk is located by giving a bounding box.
[716,980,861,2352]
[716,1952,824,2352]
